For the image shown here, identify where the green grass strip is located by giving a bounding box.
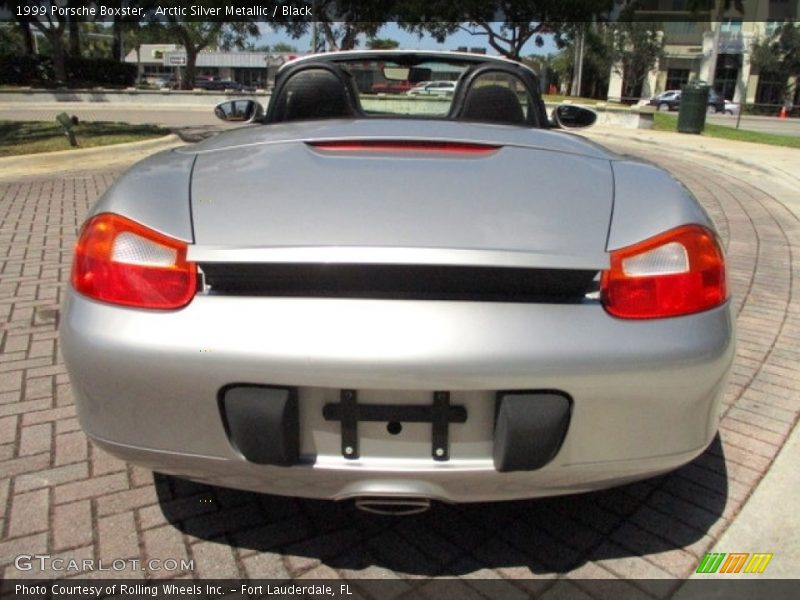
[653,113,800,149]
[0,120,169,157]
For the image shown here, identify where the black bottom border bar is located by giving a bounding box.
[2,579,799,600]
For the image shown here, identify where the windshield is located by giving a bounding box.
[340,59,468,117]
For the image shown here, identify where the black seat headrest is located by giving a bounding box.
[270,65,362,122]
[460,85,526,125]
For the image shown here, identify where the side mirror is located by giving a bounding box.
[214,99,264,123]
[551,104,597,129]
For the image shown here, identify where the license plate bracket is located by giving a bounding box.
[322,390,467,461]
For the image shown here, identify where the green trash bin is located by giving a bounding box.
[677,82,710,134]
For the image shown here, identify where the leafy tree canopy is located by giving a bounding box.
[751,22,800,104]
[367,37,400,49]
[398,0,621,61]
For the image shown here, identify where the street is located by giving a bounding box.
[706,112,800,136]
[0,103,233,141]
[2,102,800,138]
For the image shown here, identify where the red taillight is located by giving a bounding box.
[308,141,499,155]
[71,213,196,310]
[601,225,727,319]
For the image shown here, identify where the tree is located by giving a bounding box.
[123,20,169,85]
[751,22,800,106]
[274,0,394,51]
[80,22,114,59]
[544,23,616,98]
[367,37,400,50]
[684,0,745,88]
[104,0,142,62]
[545,15,663,101]
[68,14,80,57]
[272,42,298,53]
[163,21,259,89]
[11,13,36,55]
[398,0,621,61]
[607,21,664,101]
[316,1,396,50]
[524,53,562,95]
[0,22,27,55]
[165,22,222,88]
[15,0,70,81]
[5,0,103,79]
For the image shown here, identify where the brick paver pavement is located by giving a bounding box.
[1,142,798,596]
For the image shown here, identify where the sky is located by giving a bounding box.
[258,22,559,56]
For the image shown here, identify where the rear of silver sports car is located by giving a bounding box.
[60,122,734,505]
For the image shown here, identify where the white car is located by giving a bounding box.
[407,80,458,97]
[724,100,740,115]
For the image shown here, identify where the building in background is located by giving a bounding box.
[125,46,480,91]
[124,45,304,89]
[607,0,799,106]
[124,44,179,84]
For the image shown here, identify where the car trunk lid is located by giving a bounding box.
[188,137,613,271]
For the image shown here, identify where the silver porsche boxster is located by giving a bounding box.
[61,51,734,513]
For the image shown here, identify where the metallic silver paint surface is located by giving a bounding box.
[88,150,195,242]
[188,133,613,268]
[287,49,527,70]
[62,97,735,502]
[61,288,733,501]
[607,160,715,250]
[189,246,605,270]
[89,432,710,503]
[176,119,615,159]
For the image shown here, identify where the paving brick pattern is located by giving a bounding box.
[0,147,798,595]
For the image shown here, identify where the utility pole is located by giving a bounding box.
[735,48,747,130]
[706,0,725,88]
[577,30,585,97]
[311,0,319,53]
[571,28,585,97]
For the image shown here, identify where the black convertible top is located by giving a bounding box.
[267,50,548,128]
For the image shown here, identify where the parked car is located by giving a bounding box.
[370,80,414,94]
[650,89,682,111]
[192,76,215,89]
[62,51,733,514]
[723,100,740,115]
[194,78,253,92]
[407,80,458,97]
[151,76,179,89]
[649,88,726,114]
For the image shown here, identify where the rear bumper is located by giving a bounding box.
[89,432,711,503]
[61,292,734,502]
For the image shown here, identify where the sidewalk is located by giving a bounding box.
[0,120,798,582]
[580,126,800,218]
[0,134,185,181]
[687,423,800,579]
[580,126,800,580]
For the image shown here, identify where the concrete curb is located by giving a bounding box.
[0,133,186,180]
[0,89,266,106]
[685,421,800,580]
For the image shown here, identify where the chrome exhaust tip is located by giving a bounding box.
[354,496,431,516]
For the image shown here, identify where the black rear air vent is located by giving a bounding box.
[199,263,597,303]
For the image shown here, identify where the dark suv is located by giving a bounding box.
[649,89,726,114]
